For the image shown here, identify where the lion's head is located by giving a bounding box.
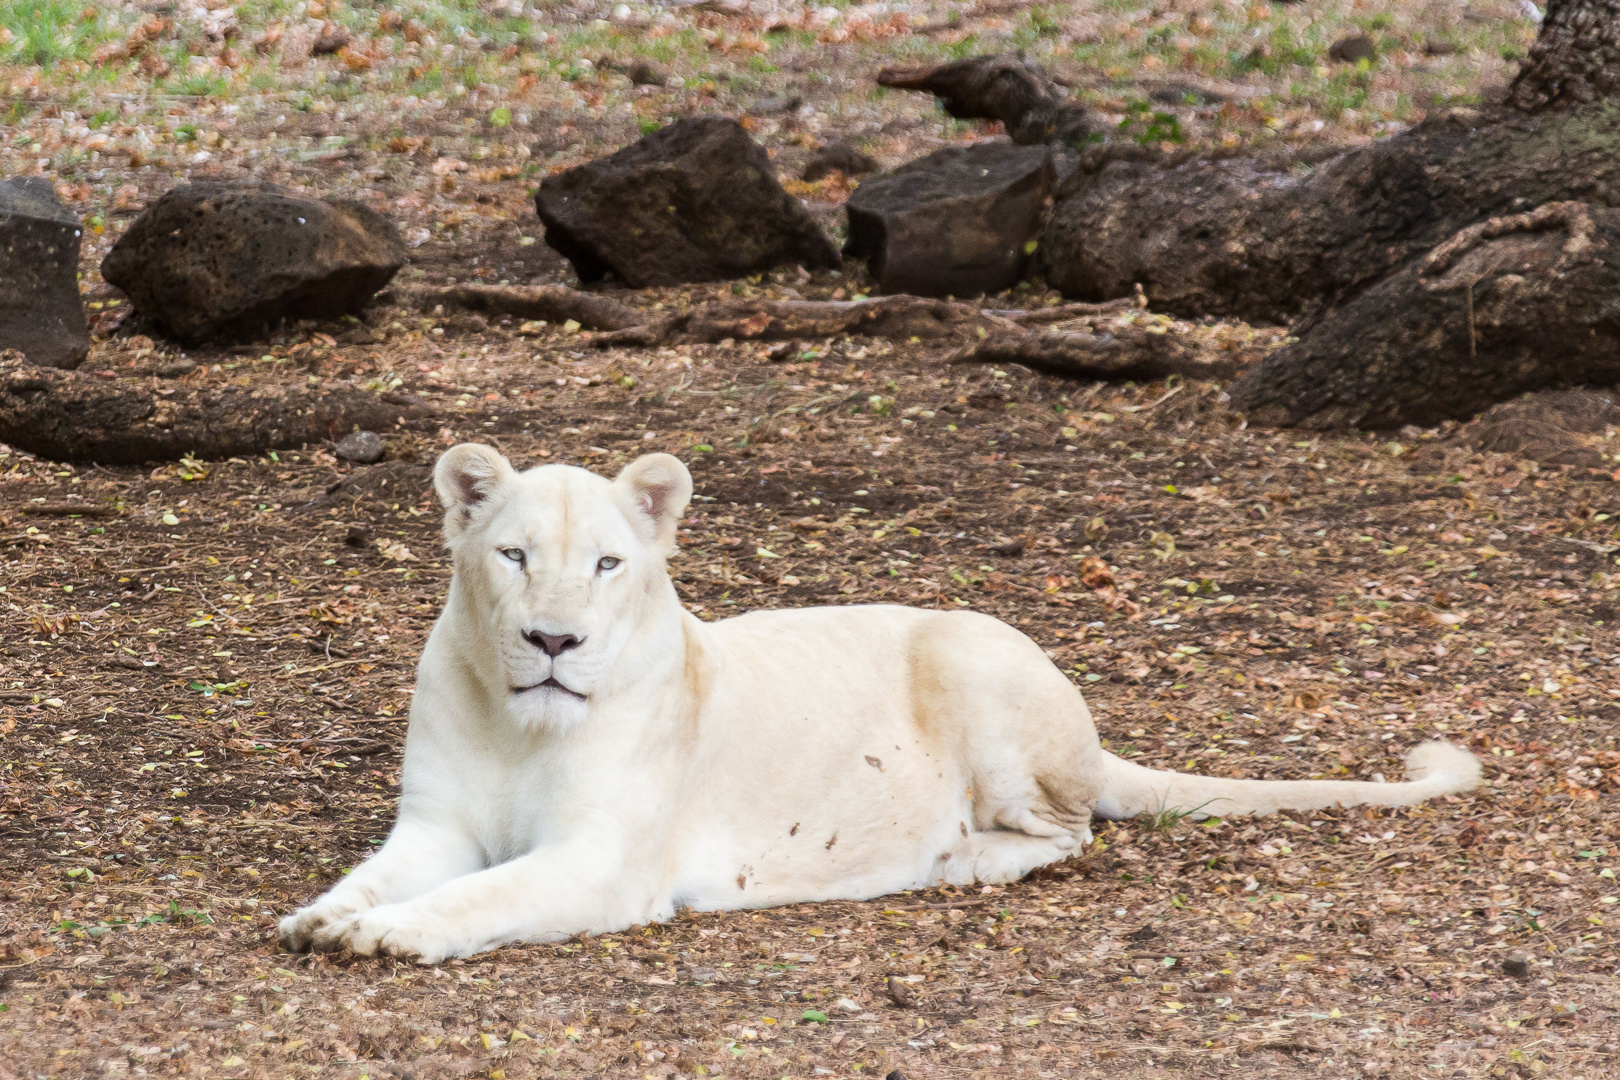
[433,444,693,730]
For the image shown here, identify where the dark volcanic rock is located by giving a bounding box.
[533,116,840,287]
[0,177,89,369]
[802,140,878,182]
[844,142,1056,298]
[101,181,407,343]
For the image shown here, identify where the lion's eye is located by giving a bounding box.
[597,556,621,573]
[500,547,526,565]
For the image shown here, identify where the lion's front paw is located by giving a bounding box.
[326,904,459,965]
[280,893,372,953]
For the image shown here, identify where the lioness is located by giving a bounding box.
[280,445,1480,963]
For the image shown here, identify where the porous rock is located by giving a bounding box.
[844,142,1056,298]
[0,177,89,369]
[534,116,840,287]
[101,181,407,343]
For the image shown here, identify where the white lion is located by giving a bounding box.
[279,445,1481,963]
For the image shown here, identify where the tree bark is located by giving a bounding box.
[1041,102,1620,324]
[1509,0,1620,111]
[0,351,425,464]
[1228,203,1620,428]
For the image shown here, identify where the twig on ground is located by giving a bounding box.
[591,295,989,347]
[390,283,642,331]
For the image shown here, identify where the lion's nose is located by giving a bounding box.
[524,630,583,657]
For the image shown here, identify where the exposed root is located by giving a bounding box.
[1422,201,1596,281]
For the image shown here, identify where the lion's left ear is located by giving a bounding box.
[615,453,693,552]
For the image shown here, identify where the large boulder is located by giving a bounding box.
[0,178,89,369]
[844,142,1056,298]
[534,116,840,287]
[101,181,407,343]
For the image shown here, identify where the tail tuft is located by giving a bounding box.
[1403,740,1482,792]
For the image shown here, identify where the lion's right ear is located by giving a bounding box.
[434,443,515,539]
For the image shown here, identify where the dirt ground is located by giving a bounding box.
[3,1,1619,1078]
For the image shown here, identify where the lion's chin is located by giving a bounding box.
[511,677,586,701]
[505,681,590,730]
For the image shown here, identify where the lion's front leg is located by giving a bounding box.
[327,832,658,963]
[279,817,482,953]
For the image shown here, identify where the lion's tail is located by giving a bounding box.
[1094,740,1481,821]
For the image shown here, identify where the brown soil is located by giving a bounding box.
[2,273,1618,1079]
[0,30,1616,1075]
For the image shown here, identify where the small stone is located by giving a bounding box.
[1328,34,1377,63]
[155,359,197,378]
[311,21,350,55]
[0,177,89,369]
[1502,956,1531,979]
[335,429,386,464]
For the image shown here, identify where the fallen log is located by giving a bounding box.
[949,326,1245,382]
[0,351,426,464]
[390,283,641,331]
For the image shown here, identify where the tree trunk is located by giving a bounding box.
[1041,102,1620,325]
[1509,0,1620,111]
[1040,2,1620,427]
[1228,203,1620,428]
[0,351,425,464]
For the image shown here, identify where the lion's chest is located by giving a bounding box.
[430,748,566,866]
